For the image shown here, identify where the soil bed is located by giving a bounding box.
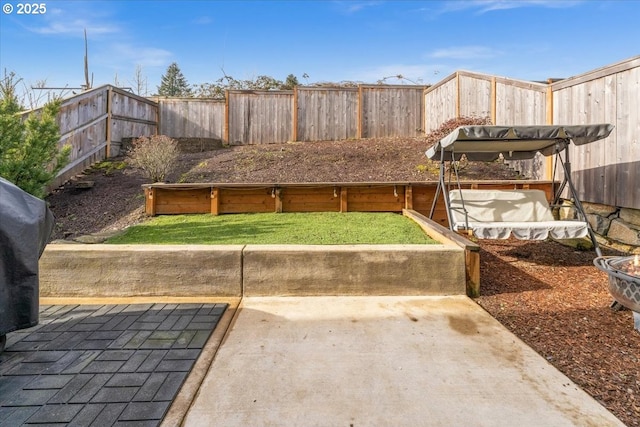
[45,136,639,426]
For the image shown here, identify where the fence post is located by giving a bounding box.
[357,85,363,139]
[545,79,555,180]
[490,77,497,124]
[340,187,348,212]
[455,72,461,118]
[224,90,230,144]
[106,86,112,158]
[292,86,298,142]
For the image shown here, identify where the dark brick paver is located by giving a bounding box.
[0,303,226,426]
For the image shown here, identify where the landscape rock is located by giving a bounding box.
[620,207,640,227]
[607,218,640,246]
[586,213,612,236]
[582,202,618,217]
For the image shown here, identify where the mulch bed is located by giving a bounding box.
[476,238,639,426]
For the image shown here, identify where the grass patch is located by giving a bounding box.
[106,212,436,245]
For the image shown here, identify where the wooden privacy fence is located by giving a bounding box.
[156,85,426,145]
[424,56,640,209]
[33,85,158,189]
[552,57,640,209]
[155,97,224,140]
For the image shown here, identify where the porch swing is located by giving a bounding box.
[425,124,614,257]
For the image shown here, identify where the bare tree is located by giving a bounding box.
[130,65,148,96]
[82,29,93,90]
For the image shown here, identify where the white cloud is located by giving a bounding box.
[429,46,502,60]
[193,16,213,25]
[30,19,119,36]
[439,0,582,14]
[333,1,383,14]
[109,44,173,68]
[25,4,119,36]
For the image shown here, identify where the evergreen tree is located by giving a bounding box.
[157,62,192,97]
[282,74,299,90]
[0,72,70,198]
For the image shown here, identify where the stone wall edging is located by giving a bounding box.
[582,203,640,253]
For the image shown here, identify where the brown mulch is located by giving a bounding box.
[45,136,639,426]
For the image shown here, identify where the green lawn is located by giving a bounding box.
[106,212,436,245]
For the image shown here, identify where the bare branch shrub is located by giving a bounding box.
[127,135,179,182]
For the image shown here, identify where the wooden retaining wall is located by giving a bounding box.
[142,181,555,228]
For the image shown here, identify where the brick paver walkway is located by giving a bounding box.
[0,303,227,426]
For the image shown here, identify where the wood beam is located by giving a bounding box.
[211,187,220,215]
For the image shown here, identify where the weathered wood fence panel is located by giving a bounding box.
[226,90,294,145]
[553,56,640,208]
[424,73,460,133]
[495,77,547,126]
[495,77,548,180]
[360,85,425,138]
[458,72,491,120]
[45,87,109,188]
[33,85,159,188]
[109,87,158,147]
[424,71,550,180]
[295,87,358,141]
[156,98,225,139]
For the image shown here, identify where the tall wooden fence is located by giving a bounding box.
[156,97,224,140]
[155,85,426,145]
[424,56,640,209]
[552,57,640,208]
[226,90,295,145]
[294,87,358,141]
[43,85,157,188]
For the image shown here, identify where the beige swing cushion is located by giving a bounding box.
[448,189,589,240]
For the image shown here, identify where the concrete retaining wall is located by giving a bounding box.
[39,243,467,298]
[242,245,465,296]
[39,245,245,297]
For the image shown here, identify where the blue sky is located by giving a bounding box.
[1,0,639,102]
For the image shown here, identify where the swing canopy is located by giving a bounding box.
[425,124,614,161]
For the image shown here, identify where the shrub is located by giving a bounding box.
[127,135,179,182]
[0,77,70,198]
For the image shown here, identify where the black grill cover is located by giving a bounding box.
[0,177,54,336]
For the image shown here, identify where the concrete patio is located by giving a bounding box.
[1,295,625,426]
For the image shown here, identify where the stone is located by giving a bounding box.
[607,219,640,246]
[582,202,618,217]
[557,201,577,220]
[587,213,612,235]
[620,208,640,227]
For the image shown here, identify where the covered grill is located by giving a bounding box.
[0,177,54,351]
